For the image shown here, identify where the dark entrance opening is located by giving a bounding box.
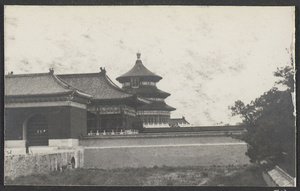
[71,157,75,169]
[27,115,49,146]
[87,111,97,134]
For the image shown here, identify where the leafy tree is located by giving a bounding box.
[274,66,294,91]
[230,65,295,176]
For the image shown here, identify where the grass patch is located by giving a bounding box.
[5,165,267,186]
[203,165,267,186]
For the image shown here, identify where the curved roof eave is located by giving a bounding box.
[58,71,135,100]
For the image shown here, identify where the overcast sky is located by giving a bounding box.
[4,6,295,125]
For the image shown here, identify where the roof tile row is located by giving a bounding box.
[5,71,133,101]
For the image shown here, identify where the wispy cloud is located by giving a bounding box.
[4,6,294,125]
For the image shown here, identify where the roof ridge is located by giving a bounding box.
[57,72,99,77]
[5,73,50,78]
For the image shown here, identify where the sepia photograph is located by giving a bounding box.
[3,6,296,186]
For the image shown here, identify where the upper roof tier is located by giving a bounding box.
[116,53,162,83]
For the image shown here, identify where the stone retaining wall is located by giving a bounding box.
[4,148,84,180]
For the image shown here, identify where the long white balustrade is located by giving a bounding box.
[143,123,192,128]
[87,129,139,136]
[178,123,192,127]
[143,123,170,128]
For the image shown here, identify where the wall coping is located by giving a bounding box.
[5,147,84,157]
[81,131,243,140]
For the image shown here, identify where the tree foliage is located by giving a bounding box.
[274,65,294,91]
[230,65,295,175]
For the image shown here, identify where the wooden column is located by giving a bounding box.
[96,106,101,132]
[121,111,125,130]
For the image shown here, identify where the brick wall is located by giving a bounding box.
[81,135,250,169]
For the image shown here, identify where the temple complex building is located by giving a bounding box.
[116,53,176,128]
[4,53,177,151]
[5,68,148,150]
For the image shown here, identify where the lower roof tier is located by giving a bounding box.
[123,85,171,99]
[137,101,176,111]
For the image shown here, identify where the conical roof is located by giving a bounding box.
[116,53,162,83]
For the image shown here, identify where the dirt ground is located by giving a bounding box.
[5,164,267,186]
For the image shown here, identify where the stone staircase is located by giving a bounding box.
[267,166,295,187]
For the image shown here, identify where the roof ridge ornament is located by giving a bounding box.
[100,67,106,75]
[49,68,54,74]
[137,52,141,60]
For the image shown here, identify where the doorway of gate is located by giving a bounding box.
[26,115,49,146]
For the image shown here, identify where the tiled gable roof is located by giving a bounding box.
[58,72,134,100]
[5,73,84,97]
